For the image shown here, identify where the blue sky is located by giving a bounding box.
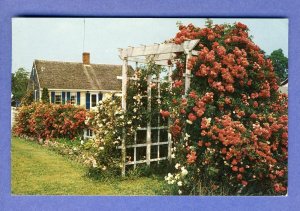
[12,18,288,73]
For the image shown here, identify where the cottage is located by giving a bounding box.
[28,53,131,109]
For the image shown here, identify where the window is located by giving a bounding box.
[91,94,97,107]
[55,94,61,104]
[70,93,76,105]
[87,129,93,137]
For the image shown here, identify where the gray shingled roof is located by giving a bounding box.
[34,60,133,91]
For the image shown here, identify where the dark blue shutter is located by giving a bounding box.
[98,93,103,102]
[62,92,66,104]
[51,92,55,103]
[67,92,71,103]
[77,92,80,105]
[86,92,90,110]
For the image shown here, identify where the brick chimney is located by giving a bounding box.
[82,52,90,65]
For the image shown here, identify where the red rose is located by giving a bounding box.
[232,166,238,172]
[253,101,258,108]
[239,167,245,173]
[237,174,243,180]
[198,140,203,147]
[160,110,170,118]
[205,142,211,147]
[231,159,238,165]
[187,151,197,164]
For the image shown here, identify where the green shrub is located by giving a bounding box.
[41,88,50,103]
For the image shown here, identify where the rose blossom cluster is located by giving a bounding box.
[164,21,288,195]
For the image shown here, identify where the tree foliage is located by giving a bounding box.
[12,68,29,105]
[268,49,288,83]
[21,90,34,106]
[41,88,50,103]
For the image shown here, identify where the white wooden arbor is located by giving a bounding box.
[118,39,200,176]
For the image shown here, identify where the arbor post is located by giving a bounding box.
[184,51,192,96]
[167,65,173,161]
[121,58,128,177]
[146,74,152,166]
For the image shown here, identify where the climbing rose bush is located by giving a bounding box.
[163,21,288,195]
[85,64,170,176]
[13,103,88,140]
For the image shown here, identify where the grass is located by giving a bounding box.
[11,137,166,195]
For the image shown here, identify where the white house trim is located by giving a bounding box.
[47,88,120,93]
[34,61,41,94]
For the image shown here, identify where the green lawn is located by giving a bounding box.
[11,137,165,195]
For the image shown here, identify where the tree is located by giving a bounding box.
[41,88,50,103]
[21,90,34,106]
[12,68,29,106]
[269,49,288,83]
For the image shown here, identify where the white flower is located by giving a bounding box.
[177,181,183,186]
[133,94,142,102]
[102,166,107,171]
[184,133,190,141]
[92,159,97,168]
[99,146,104,150]
[186,120,193,124]
[207,118,211,125]
[168,180,176,185]
[165,173,174,181]
[80,140,84,145]
[171,154,175,158]
[178,190,182,195]
[181,167,188,176]
[120,115,124,119]
[175,163,180,169]
[127,121,132,125]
